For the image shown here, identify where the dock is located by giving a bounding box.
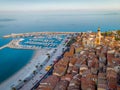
[0,44,8,50]
[3,32,79,38]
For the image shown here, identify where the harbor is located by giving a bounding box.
[0,33,71,90]
[36,28,120,90]
[0,0,120,88]
[0,33,69,50]
[0,29,120,90]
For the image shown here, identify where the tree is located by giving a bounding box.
[46,53,50,59]
[35,65,38,68]
[23,79,27,83]
[19,79,22,82]
[117,30,120,35]
[40,65,43,68]
[33,70,36,75]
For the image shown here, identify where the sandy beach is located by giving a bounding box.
[0,49,50,90]
[0,34,69,90]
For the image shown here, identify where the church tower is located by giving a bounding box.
[95,27,101,45]
[97,27,101,37]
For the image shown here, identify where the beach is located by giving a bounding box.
[19,39,67,90]
[0,49,51,90]
[0,33,68,90]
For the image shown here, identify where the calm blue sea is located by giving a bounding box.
[0,11,120,83]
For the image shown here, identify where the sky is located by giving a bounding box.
[0,0,120,11]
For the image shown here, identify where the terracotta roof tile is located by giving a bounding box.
[108,83,117,90]
[68,74,81,90]
[69,58,77,66]
[37,75,60,90]
[79,64,88,75]
[54,80,69,90]
[67,66,73,74]
[72,66,79,76]
[117,85,120,90]
[61,74,73,82]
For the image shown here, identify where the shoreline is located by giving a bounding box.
[0,49,51,90]
[19,36,68,90]
[0,49,35,84]
[0,34,70,90]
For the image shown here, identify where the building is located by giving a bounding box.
[95,27,101,45]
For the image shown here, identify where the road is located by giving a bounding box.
[19,42,65,90]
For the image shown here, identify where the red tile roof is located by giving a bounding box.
[61,74,73,82]
[37,75,60,90]
[54,80,69,90]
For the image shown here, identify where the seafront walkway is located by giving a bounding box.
[19,40,66,90]
[0,35,69,90]
[0,50,49,90]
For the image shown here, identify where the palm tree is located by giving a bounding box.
[40,65,43,68]
[33,70,36,75]
[23,79,27,83]
[18,79,22,82]
[46,53,50,59]
[11,87,16,90]
[35,65,38,68]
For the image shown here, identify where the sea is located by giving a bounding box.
[0,10,120,84]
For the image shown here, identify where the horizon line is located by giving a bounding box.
[0,9,120,13]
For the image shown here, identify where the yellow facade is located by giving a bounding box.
[95,27,101,45]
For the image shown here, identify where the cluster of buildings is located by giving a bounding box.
[36,28,120,90]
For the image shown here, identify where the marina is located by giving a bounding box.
[0,4,120,89]
[0,33,68,50]
[0,33,71,90]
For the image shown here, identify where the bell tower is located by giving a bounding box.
[97,27,101,37]
[95,27,101,45]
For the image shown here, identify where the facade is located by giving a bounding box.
[95,27,101,45]
[37,29,120,90]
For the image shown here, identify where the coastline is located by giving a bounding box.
[0,33,69,90]
[0,49,50,90]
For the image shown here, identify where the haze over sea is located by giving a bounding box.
[0,11,120,83]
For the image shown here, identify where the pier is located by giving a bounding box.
[2,34,70,50]
[0,34,69,90]
[1,32,74,51]
[3,32,78,38]
[0,44,8,50]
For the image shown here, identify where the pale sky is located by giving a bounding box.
[0,0,120,11]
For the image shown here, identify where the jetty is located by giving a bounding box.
[1,34,71,50]
[0,34,69,90]
[3,32,79,38]
[0,44,8,50]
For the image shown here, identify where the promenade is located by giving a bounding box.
[20,43,66,90]
[0,34,69,90]
[18,36,68,90]
[0,50,49,90]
